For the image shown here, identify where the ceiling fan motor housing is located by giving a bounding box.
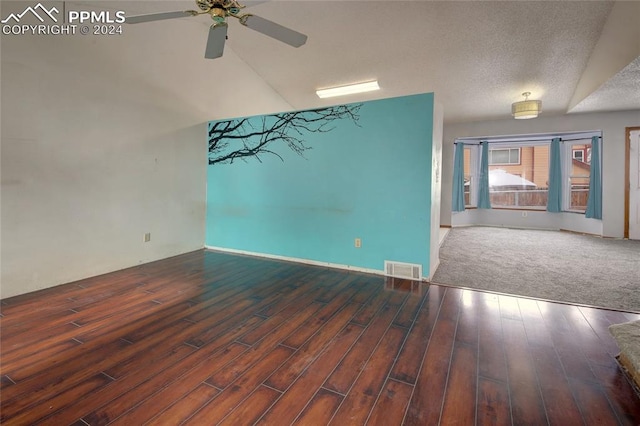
[212,8,227,22]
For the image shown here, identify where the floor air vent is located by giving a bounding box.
[384,261,422,280]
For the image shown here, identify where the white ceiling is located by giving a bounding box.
[98,0,640,123]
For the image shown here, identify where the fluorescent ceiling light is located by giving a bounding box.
[316,81,380,99]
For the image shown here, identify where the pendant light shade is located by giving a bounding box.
[512,92,541,119]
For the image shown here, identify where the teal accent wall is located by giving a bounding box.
[206,93,435,275]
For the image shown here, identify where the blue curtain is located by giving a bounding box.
[477,141,491,209]
[547,137,562,212]
[452,143,466,212]
[585,136,602,219]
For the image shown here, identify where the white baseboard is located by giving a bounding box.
[428,258,440,281]
[205,245,388,277]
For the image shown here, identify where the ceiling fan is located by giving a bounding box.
[125,0,307,59]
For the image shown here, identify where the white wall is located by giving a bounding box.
[441,110,640,237]
[429,100,443,279]
[451,210,602,236]
[0,17,292,298]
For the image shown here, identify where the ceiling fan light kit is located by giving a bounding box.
[125,0,308,59]
[316,81,380,99]
[512,92,542,119]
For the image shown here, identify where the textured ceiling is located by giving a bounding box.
[570,56,640,114]
[98,1,640,123]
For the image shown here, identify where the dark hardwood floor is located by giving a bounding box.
[1,250,639,425]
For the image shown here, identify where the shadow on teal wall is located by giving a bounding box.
[206,93,434,275]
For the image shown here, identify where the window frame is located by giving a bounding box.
[563,140,592,213]
[464,145,478,207]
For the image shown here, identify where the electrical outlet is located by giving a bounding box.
[355,238,361,248]
[143,233,151,242]
[522,211,528,217]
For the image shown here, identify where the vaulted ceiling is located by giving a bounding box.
[77,0,640,123]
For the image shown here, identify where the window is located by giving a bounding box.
[463,146,472,206]
[462,143,548,209]
[489,148,520,165]
[566,143,591,212]
[572,146,590,164]
[488,145,548,209]
[455,132,601,214]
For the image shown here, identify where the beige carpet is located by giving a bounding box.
[432,226,640,312]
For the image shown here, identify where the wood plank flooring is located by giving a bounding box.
[1,249,639,425]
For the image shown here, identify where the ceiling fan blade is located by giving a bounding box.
[243,1,269,7]
[125,11,195,24]
[240,14,307,47]
[205,24,228,59]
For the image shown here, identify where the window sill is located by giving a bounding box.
[462,206,587,215]
[463,206,545,212]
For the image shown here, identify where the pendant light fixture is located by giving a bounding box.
[512,92,542,119]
